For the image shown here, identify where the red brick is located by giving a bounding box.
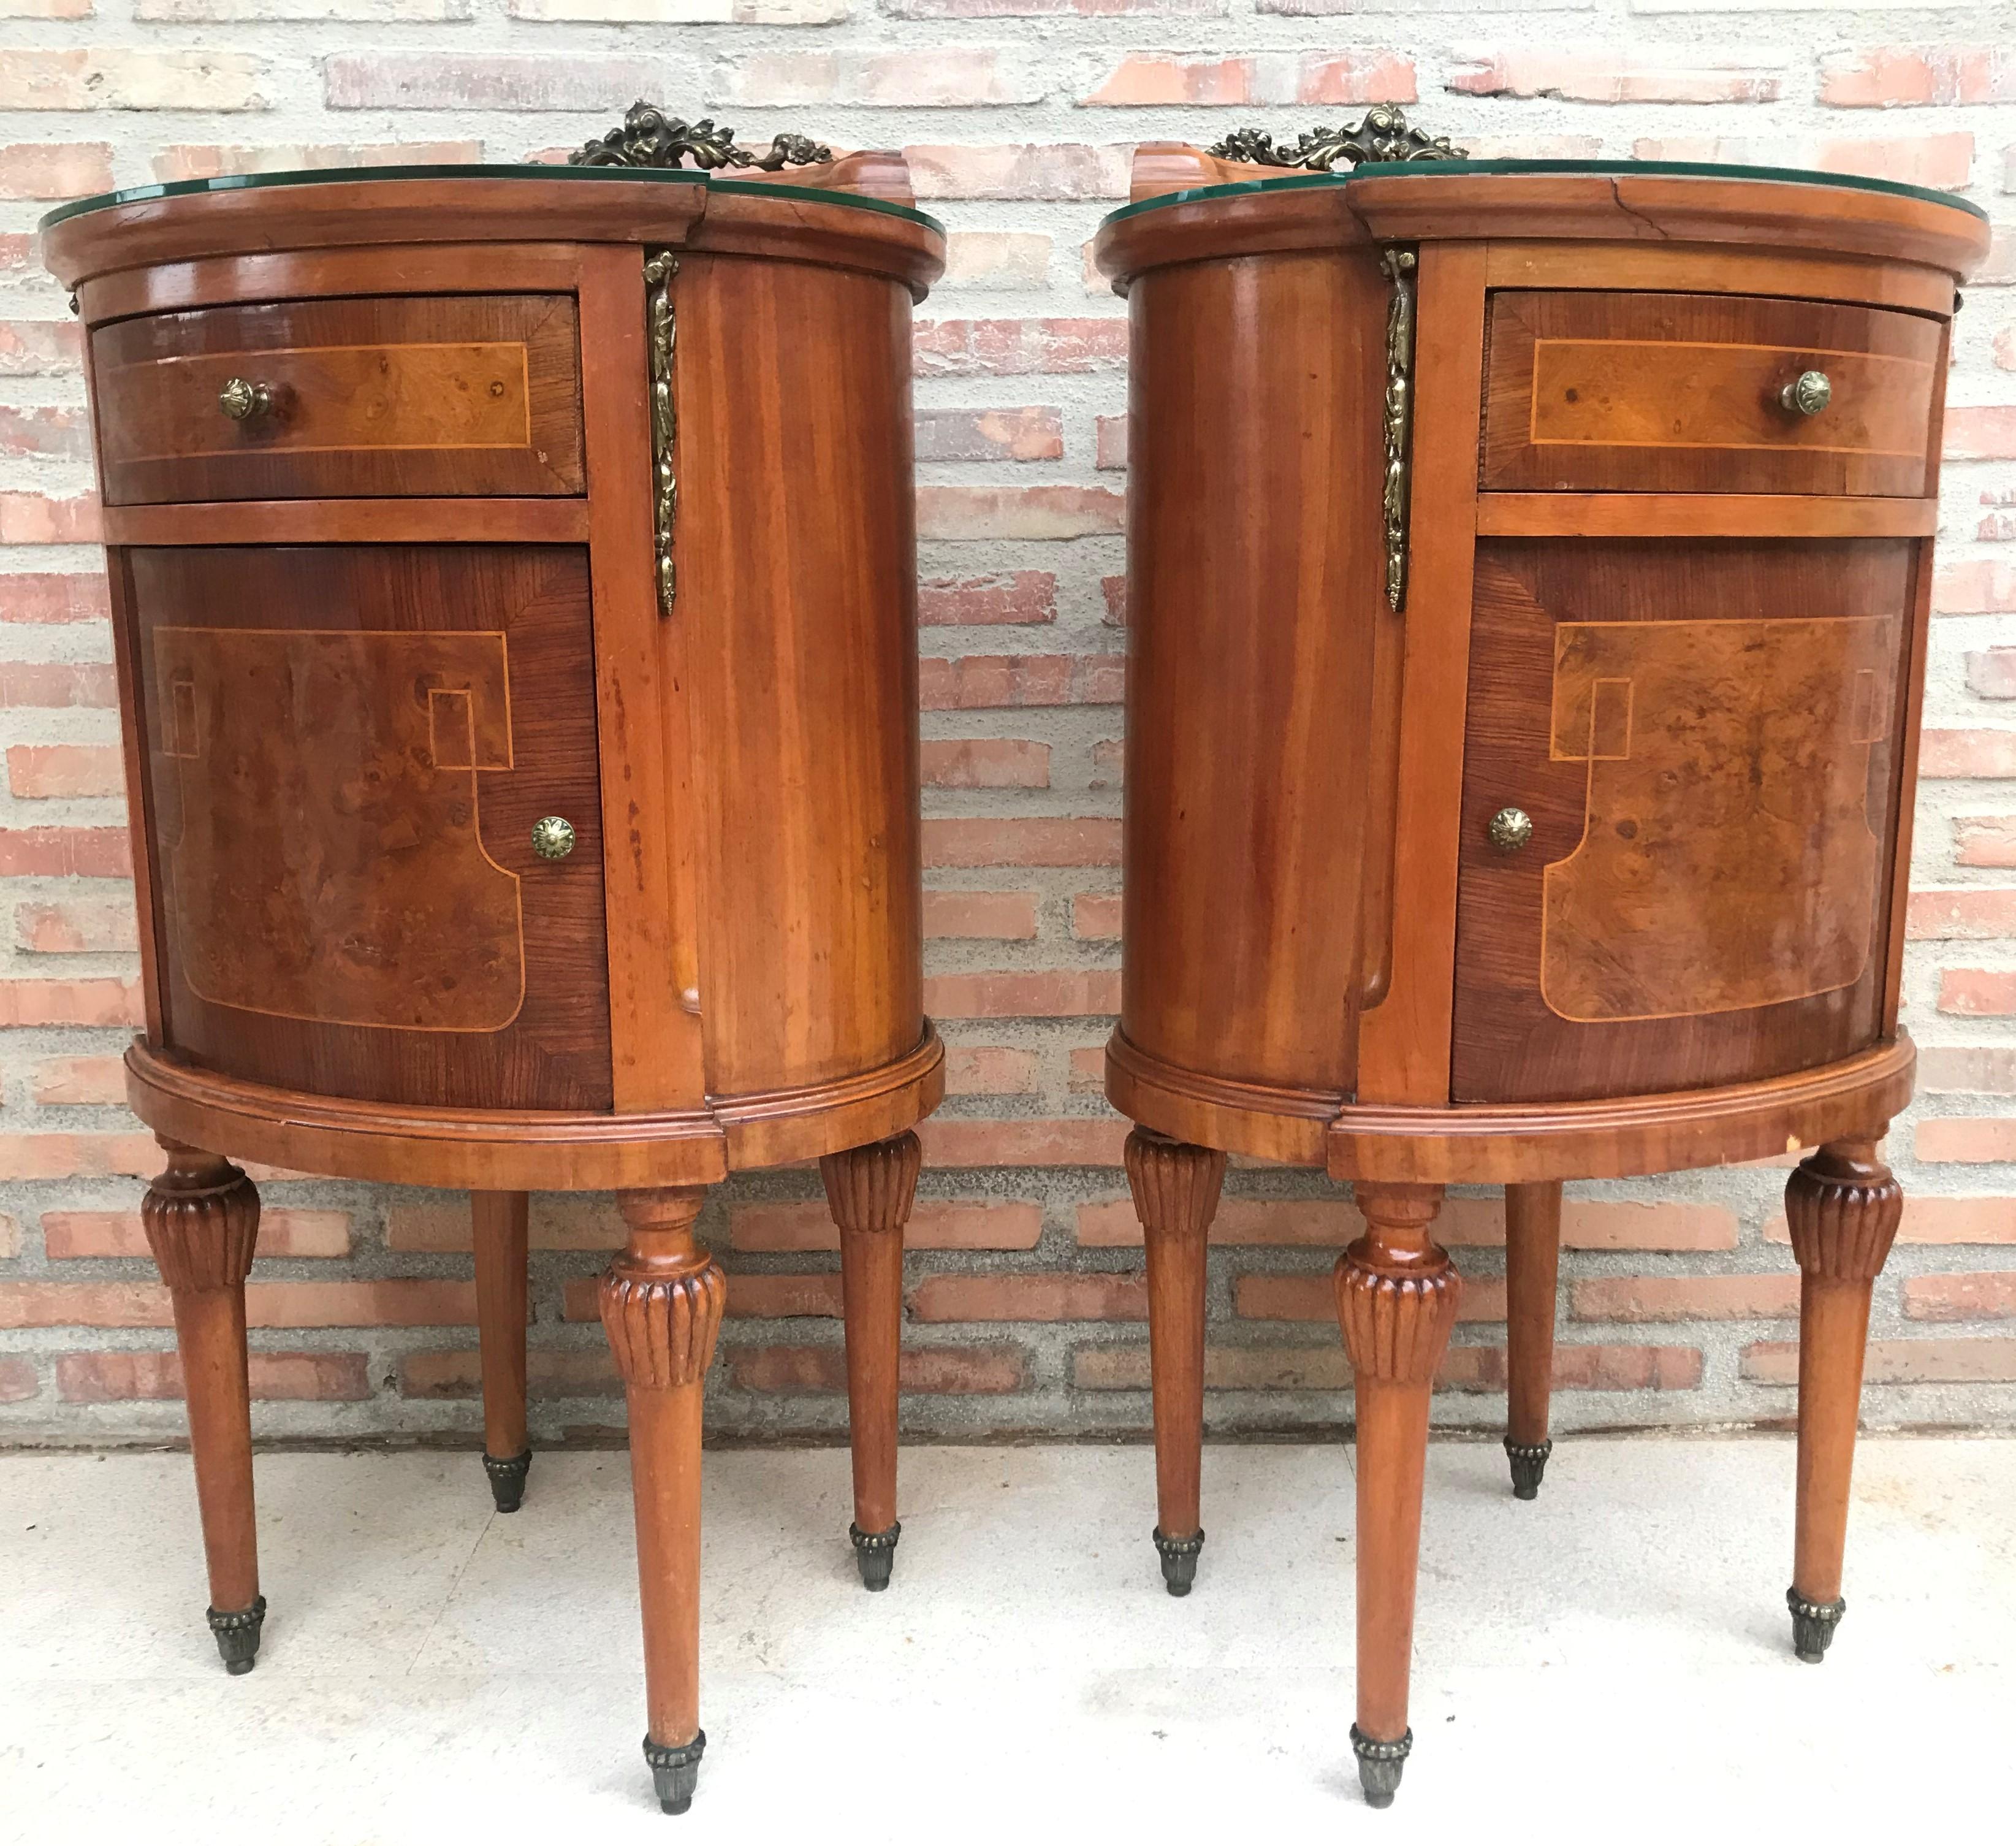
[1081,51,1413,107]
[578,1270,846,1322]
[891,0,1223,13]
[0,978,142,1026]
[1569,1275,1800,1321]
[43,1208,350,1259]
[924,970,1120,1018]
[726,1341,1029,1393]
[1999,324,2016,373]
[15,901,137,955]
[1920,731,2016,777]
[56,1349,371,1403]
[916,318,1127,376]
[918,571,1056,627]
[1917,1118,2016,1162]
[151,139,482,181]
[940,229,1052,290]
[0,495,102,545]
[0,1132,156,1182]
[1450,52,1781,104]
[325,55,687,111]
[920,654,1124,709]
[1918,1047,2016,1093]
[923,890,1038,938]
[0,574,110,624]
[0,1357,35,1403]
[1090,738,1119,786]
[924,817,1120,867]
[1939,969,2016,1013]
[0,50,267,110]
[1074,1344,1351,1390]
[6,744,124,799]
[399,1346,620,1400]
[0,321,82,376]
[0,142,114,199]
[0,1282,172,1328]
[1744,1338,2016,1384]
[0,662,118,706]
[731,1199,1042,1253]
[1903,1273,2016,1320]
[946,1045,1041,1094]
[1763,1196,2016,1246]
[911,1272,1145,1321]
[0,407,89,462]
[1952,819,2016,867]
[918,486,1125,541]
[1100,576,1127,625]
[0,1214,18,1259]
[921,738,1051,788]
[1943,565,2016,620]
[1819,48,2016,108]
[1072,1194,1734,1249]
[1946,407,2016,462]
[1235,1272,1507,1324]
[1067,1045,1106,1093]
[37,1053,135,1110]
[1076,1341,1702,1392]
[921,1116,1128,1165]
[715,50,1044,107]
[1440,1344,1704,1392]
[240,1281,477,1326]
[1094,414,1128,470]
[904,142,1130,201]
[1812,134,1973,189]
[914,405,1063,461]
[1908,890,2016,939]
[1073,893,1122,940]
[0,830,131,876]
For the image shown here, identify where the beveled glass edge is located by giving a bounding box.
[39,162,945,234]
[1098,158,1990,231]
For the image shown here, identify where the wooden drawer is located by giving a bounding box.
[1482,291,1942,497]
[92,295,584,505]
[1451,538,1914,1104]
[121,543,612,1112]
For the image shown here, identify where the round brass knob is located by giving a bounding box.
[217,377,273,422]
[1780,370,1832,417]
[530,815,576,860]
[1488,807,1533,855]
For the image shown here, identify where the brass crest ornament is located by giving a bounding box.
[1379,246,1418,612]
[644,251,679,617]
[1208,105,1467,172]
[569,101,831,173]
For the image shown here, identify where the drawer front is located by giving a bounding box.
[123,543,612,1112]
[93,295,584,505]
[1451,538,1914,1105]
[1482,291,1942,497]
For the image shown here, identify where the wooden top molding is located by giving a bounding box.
[41,164,946,297]
[1095,154,1990,289]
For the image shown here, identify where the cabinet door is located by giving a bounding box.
[1451,539,1915,1104]
[122,544,613,1111]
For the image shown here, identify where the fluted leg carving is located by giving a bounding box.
[1124,1127,1226,1595]
[1503,1180,1562,1500]
[601,1186,725,1814]
[1334,1183,1461,1809]
[821,1131,921,1590]
[141,1139,265,1674]
[471,1191,531,1512]
[1784,1137,1902,1663]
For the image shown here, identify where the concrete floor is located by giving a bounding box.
[2,1438,2011,1842]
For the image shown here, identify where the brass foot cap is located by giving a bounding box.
[644,1730,706,1816]
[1788,1588,1846,1663]
[483,1449,532,1514]
[850,1521,900,1592]
[1504,1436,1553,1501]
[1351,1724,1412,1808]
[1152,1526,1204,1597]
[207,1595,267,1675]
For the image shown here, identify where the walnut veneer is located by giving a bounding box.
[1095,147,1989,1808]
[44,150,946,1815]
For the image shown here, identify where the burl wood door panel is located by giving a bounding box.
[1453,540,1916,1104]
[1482,292,1942,497]
[93,295,584,505]
[123,544,612,1110]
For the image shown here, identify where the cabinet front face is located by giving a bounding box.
[1452,538,1916,1104]
[122,544,614,1110]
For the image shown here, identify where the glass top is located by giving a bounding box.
[39,161,945,234]
[1100,157,1988,228]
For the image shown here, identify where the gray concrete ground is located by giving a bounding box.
[2,1437,2011,1843]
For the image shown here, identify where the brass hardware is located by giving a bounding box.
[531,815,576,860]
[218,377,273,421]
[644,250,679,617]
[1208,107,1467,171]
[571,100,830,172]
[1488,807,1534,855]
[1380,246,1418,612]
[1780,370,1832,417]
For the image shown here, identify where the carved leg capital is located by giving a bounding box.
[1785,1138,1902,1282]
[141,1142,259,1294]
[820,1129,921,1237]
[601,1188,726,1392]
[1124,1127,1226,1244]
[1334,1184,1462,1387]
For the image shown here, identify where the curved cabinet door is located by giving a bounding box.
[121,543,613,1110]
[1452,537,1916,1104]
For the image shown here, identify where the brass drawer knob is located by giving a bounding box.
[1779,370,1832,417]
[1488,807,1533,855]
[217,377,274,421]
[530,815,576,860]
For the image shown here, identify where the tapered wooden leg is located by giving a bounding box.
[820,1131,921,1590]
[140,1139,265,1674]
[1503,1180,1562,1500]
[1784,1137,1901,1663]
[601,1186,725,1815]
[1124,1127,1225,1596]
[1335,1183,1461,1809]
[471,1190,531,1512]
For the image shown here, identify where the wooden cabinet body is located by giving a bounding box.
[44,157,946,1812]
[1096,153,1988,1806]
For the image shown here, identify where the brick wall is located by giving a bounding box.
[2,1,2015,1446]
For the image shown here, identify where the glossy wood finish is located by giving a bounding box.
[93,294,584,505]
[1098,153,1986,1807]
[1482,292,1940,497]
[472,1190,530,1506]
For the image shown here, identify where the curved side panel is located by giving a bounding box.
[1120,250,1389,1095]
[676,254,925,1097]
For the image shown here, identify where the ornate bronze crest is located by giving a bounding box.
[1208,105,1466,172]
[569,100,830,173]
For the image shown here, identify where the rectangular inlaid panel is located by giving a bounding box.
[124,545,612,1112]
[1482,291,1942,497]
[1452,540,1917,1105]
[93,295,584,505]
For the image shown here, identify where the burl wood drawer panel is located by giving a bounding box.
[92,295,584,505]
[121,544,613,1110]
[1482,291,1942,497]
[1451,538,1915,1105]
